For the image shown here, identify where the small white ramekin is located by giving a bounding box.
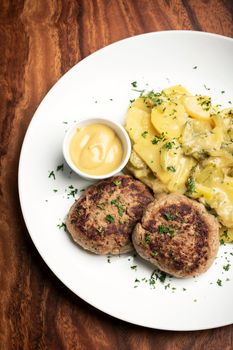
[63,118,131,181]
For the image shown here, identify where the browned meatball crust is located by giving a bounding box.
[66,175,154,255]
[132,194,220,277]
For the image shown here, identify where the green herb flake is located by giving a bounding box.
[113,180,121,186]
[193,66,197,69]
[221,90,225,94]
[57,222,67,231]
[217,279,222,286]
[151,250,158,257]
[163,212,174,221]
[67,186,78,197]
[111,198,125,217]
[158,271,167,283]
[48,171,56,180]
[163,141,174,150]
[141,131,148,138]
[204,84,210,91]
[158,225,175,236]
[186,177,196,194]
[105,214,115,223]
[144,233,151,244]
[131,265,137,270]
[223,264,230,271]
[97,203,105,210]
[56,164,64,171]
[151,133,166,145]
[131,81,137,88]
[167,166,176,172]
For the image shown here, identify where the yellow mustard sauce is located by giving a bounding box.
[70,123,123,176]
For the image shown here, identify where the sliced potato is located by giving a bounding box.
[183,95,211,121]
[125,85,233,233]
[151,100,188,138]
[131,97,151,113]
[125,106,156,143]
[167,156,196,193]
[133,139,171,184]
[162,85,190,97]
[129,150,147,169]
[181,118,222,157]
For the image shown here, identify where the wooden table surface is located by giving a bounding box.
[1,1,233,349]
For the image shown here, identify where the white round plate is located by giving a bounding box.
[19,31,233,331]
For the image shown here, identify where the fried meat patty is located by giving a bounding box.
[66,175,154,255]
[132,194,219,277]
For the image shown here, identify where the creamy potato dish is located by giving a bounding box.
[125,85,233,242]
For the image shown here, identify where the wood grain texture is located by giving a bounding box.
[0,0,233,349]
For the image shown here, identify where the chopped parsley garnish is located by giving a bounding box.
[105,214,115,223]
[158,271,167,283]
[97,203,105,210]
[151,133,166,144]
[217,279,222,286]
[223,229,229,238]
[131,81,137,88]
[144,233,151,244]
[204,84,210,91]
[56,164,64,171]
[186,177,196,194]
[145,91,163,106]
[221,90,225,94]
[149,269,167,286]
[193,66,197,69]
[197,96,211,111]
[67,185,78,197]
[163,212,174,221]
[167,166,176,172]
[111,198,125,217]
[48,171,55,180]
[131,265,137,270]
[151,250,158,257]
[141,131,148,138]
[158,225,175,236]
[163,141,174,150]
[57,222,67,231]
[113,180,121,186]
[223,264,230,271]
